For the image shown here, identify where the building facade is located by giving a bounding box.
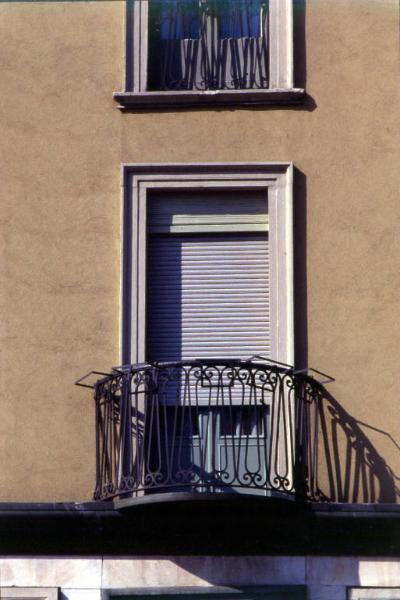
[0,0,400,598]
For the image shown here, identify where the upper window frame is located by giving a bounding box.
[107,587,307,600]
[0,590,58,600]
[114,0,304,110]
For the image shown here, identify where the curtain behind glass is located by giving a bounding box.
[148,0,269,91]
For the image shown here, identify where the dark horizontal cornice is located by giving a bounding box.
[0,497,399,556]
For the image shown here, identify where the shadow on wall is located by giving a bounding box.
[293,167,308,374]
[293,168,398,503]
[307,384,400,503]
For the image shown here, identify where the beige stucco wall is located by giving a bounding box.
[0,0,399,501]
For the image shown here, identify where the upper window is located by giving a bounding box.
[114,0,304,109]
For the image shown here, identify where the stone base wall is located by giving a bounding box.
[2,556,400,600]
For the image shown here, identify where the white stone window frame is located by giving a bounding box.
[105,586,307,599]
[114,0,304,109]
[120,162,294,367]
[0,589,58,600]
[348,589,400,600]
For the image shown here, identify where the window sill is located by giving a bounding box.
[113,88,305,110]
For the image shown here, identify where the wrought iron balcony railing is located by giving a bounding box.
[77,359,328,503]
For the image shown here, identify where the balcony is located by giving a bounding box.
[78,358,326,504]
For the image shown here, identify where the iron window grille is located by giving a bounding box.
[147,0,269,91]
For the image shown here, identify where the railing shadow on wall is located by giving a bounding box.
[311,386,398,503]
[77,360,399,504]
[292,168,398,504]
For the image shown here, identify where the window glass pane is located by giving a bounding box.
[220,406,268,437]
[147,0,269,91]
[151,0,200,40]
[217,0,267,38]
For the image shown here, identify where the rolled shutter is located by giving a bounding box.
[148,190,268,234]
[146,232,270,362]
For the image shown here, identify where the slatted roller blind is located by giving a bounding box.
[146,191,270,363]
[148,190,268,233]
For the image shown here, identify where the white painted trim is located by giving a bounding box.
[121,163,294,367]
[0,589,58,600]
[126,0,148,93]
[123,0,294,94]
[104,586,306,599]
[268,0,294,88]
[349,590,400,600]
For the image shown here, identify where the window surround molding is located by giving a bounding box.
[114,0,305,110]
[120,162,294,367]
[0,590,58,600]
[105,585,307,599]
[348,590,400,600]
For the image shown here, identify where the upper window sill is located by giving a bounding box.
[113,88,306,111]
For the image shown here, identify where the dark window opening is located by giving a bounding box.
[148,0,269,91]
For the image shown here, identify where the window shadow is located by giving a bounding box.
[293,167,308,372]
[293,0,307,90]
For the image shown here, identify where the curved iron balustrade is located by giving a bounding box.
[78,359,326,502]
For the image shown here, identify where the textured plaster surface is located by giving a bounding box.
[0,1,123,501]
[0,0,399,501]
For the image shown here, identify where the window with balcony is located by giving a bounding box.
[78,163,318,502]
[78,163,326,503]
[114,0,304,109]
